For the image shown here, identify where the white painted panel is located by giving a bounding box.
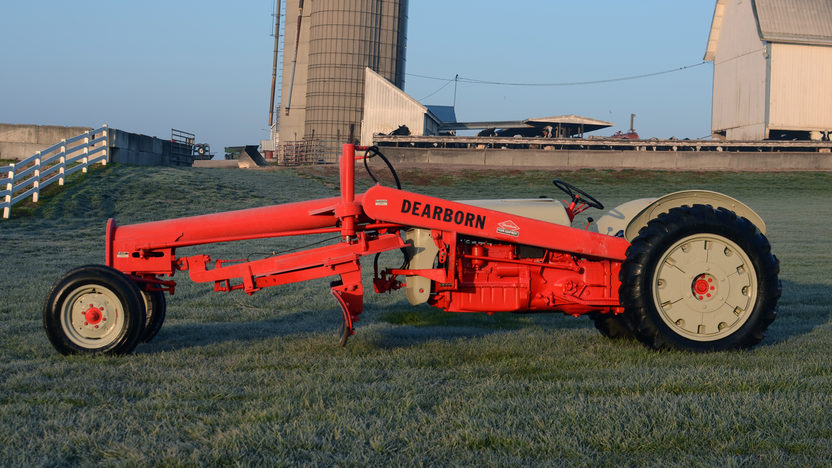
[726,123,766,140]
[714,0,766,59]
[361,68,435,145]
[712,51,767,136]
[769,43,832,131]
[710,0,768,138]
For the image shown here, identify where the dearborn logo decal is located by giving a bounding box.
[400,199,486,229]
[497,220,520,237]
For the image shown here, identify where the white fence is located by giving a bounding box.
[1,125,109,219]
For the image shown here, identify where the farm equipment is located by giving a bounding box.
[43,144,780,355]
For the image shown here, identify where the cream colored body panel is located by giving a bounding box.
[458,198,571,227]
[592,198,656,238]
[404,228,440,305]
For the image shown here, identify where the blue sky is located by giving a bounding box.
[0,1,716,153]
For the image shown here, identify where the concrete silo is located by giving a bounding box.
[278,0,408,160]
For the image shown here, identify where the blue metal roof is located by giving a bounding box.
[426,105,457,123]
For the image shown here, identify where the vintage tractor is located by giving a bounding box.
[43,145,780,355]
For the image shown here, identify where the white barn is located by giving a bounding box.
[705,0,832,140]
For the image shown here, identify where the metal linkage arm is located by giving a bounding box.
[178,232,406,293]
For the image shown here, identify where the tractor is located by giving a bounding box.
[43,144,780,355]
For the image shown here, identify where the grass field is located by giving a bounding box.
[1,163,830,466]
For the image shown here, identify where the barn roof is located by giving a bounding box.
[706,0,832,60]
[754,0,832,45]
[426,105,457,124]
[439,115,613,137]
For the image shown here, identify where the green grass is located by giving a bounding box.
[1,164,831,466]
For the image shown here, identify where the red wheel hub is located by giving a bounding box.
[84,304,104,325]
[692,274,717,300]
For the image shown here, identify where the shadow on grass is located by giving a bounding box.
[134,279,829,353]
[763,279,832,346]
[137,308,344,354]
[368,304,596,349]
[135,300,598,354]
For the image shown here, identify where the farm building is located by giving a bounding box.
[360,68,442,145]
[705,0,832,141]
[360,68,614,144]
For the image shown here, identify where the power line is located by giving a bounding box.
[407,72,455,82]
[417,79,454,101]
[406,61,709,88]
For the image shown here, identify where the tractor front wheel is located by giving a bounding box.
[43,265,146,355]
[140,289,166,343]
[620,205,780,351]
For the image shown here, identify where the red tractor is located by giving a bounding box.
[43,145,780,355]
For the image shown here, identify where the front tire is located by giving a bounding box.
[620,205,780,351]
[43,265,146,355]
[139,289,166,343]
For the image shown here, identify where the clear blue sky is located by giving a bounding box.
[0,1,716,154]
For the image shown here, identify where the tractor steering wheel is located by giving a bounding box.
[552,179,604,210]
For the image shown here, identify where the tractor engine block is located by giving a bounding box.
[429,240,622,316]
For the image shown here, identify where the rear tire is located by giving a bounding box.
[43,265,146,355]
[620,205,780,351]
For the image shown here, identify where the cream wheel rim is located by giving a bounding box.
[652,233,757,342]
[60,285,126,349]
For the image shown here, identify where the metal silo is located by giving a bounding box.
[279,0,407,159]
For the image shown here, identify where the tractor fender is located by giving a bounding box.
[592,190,766,241]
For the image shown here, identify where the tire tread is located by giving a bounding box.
[620,205,780,351]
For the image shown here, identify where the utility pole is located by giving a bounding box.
[453,74,459,108]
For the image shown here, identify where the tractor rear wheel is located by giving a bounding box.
[589,312,634,340]
[620,205,780,351]
[43,265,146,355]
[140,289,166,343]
